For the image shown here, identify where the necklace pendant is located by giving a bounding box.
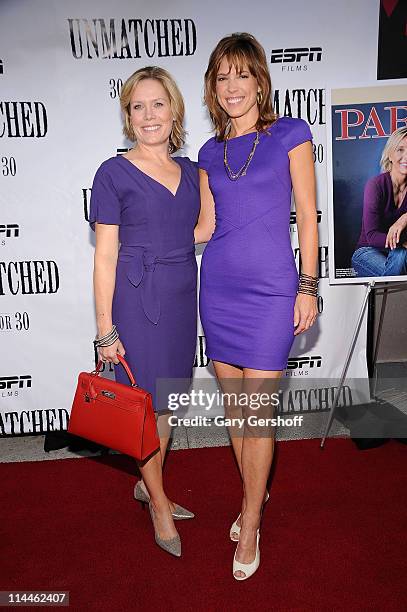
[223,130,260,182]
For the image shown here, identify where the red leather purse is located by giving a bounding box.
[68,355,160,461]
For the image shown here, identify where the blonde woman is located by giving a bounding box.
[352,126,407,276]
[89,66,199,557]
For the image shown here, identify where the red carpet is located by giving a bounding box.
[1,439,406,611]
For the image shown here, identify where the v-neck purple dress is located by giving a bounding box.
[198,117,312,370]
[89,155,199,412]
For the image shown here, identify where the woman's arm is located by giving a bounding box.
[94,223,124,362]
[385,212,407,249]
[363,179,388,248]
[194,169,216,244]
[289,141,318,335]
[290,141,318,277]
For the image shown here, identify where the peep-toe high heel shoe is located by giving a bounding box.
[233,530,260,581]
[134,480,195,520]
[148,502,181,558]
[230,491,269,541]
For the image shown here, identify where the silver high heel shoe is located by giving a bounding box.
[148,502,181,558]
[134,480,195,520]
[230,491,269,541]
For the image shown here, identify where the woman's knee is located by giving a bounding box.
[386,246,407,274]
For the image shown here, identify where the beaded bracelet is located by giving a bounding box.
[298,273,319,297]
[94,325,119,348]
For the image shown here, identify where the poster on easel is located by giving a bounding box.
[328,85,407,284]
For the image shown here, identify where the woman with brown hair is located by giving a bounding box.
[195,33,318,579]
[90,66,199,557]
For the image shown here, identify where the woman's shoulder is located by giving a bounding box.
[197,136,219,172]
[268,116,311,136]
[267,116,312,152]
[366,172,390,190]
[374,172,390,184]
[175,155,197,167]
[94,156,121,178]
[175,155,199,178]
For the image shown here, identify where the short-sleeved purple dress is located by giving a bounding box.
[198,117,312,370]
[89,155,200,411]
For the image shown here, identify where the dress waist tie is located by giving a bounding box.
[118,244,195,325]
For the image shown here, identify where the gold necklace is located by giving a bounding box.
[223,131,260,181]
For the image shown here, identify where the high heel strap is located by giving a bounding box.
[230,490,269,542]
[230,514,241,541]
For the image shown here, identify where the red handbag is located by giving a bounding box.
[68,355,160,461]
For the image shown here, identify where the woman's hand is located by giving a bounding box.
[294,293,318,335]
[385,214,407,249]
[99,339,126,365]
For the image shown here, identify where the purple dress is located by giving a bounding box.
[198,117,312,370]
[89,155,199,412]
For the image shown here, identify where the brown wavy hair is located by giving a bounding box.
[204,33,278,141]
[120,66,185,153]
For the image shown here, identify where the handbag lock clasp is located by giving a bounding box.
[101,390,116,399]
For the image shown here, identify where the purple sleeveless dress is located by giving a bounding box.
[198,117,312,370]
[89,156,199,412]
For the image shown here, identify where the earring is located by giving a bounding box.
[257,90,263,105]
[169,125,175,154]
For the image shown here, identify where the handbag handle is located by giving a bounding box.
[94,354,137,387]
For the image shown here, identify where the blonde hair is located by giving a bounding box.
[204,32,278,141]
[120,66,185,152]
[380,126,407,172]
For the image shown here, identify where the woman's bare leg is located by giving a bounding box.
[234,369,282,578]
[212,360,244,475]
[138,450,177,540]
[213,361,270,538]
[157,413,172,465]
[137,414,184,512]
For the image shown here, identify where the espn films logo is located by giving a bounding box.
[271,47,322,71]
[0,375,32,397]
[0,224,20,239]
[286,356,322,375]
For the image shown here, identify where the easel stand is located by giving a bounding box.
[320,280,406,448]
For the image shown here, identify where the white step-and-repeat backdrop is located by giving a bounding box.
[2,0,391,436]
